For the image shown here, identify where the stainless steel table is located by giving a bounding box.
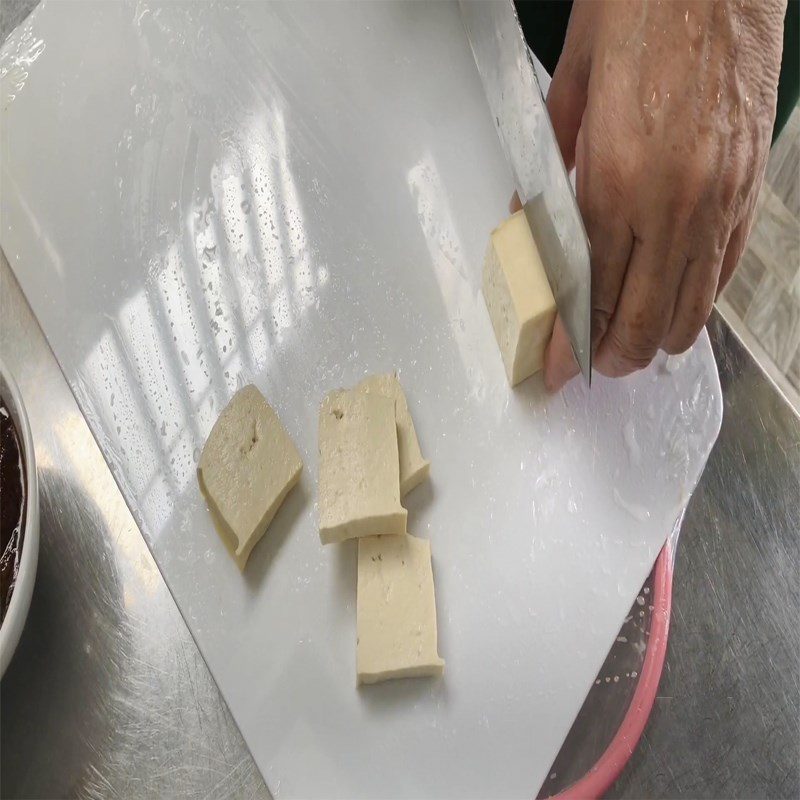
[610,316,800,800]
[2,246,798,799]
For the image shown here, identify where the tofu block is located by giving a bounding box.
[198,385,302,570]
[318,389,407,544]
[356,373,430,497]
[357,533,445,685]
[482,210,557,386]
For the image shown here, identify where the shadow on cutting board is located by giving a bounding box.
[244,479,309,592]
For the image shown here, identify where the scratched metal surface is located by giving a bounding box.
[609,313,800,799]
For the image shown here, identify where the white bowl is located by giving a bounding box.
[0,359,39,677]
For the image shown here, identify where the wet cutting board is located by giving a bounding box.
[0,2,722,797]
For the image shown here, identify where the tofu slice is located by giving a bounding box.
[357,533,445,685]
[198,385,302,570]
[356,373,430,497]
[482,210,557,386]
[318,389,407,544]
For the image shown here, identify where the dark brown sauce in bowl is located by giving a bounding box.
[1,396,26,624]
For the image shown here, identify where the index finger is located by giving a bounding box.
[593,237,685,377]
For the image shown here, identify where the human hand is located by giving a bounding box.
[534,0,786,391]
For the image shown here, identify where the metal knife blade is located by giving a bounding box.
[460,0,592,382]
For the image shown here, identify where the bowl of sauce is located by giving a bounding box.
[0,360,39,677]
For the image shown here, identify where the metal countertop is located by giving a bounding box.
[610,314,800,799]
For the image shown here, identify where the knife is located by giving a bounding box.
[459,0,592,383]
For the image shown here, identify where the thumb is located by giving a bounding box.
[546,11,590,171]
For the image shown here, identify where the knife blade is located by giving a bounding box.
[460,0,592,383]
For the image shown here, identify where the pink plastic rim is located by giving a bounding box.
[549,543,674,800]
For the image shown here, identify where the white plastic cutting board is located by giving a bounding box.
[0,2,722,797]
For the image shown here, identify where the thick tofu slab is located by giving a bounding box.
[198,385,302,570]
[356,373,430,497]
[357,533,444,685]
[318,389,407,544]
[483,210,557,386]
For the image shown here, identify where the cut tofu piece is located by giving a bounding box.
[482,209,557,386]
[356,373,430,497]
[198,385,302,570]
[318,389,407,544]
[357,533,445,685]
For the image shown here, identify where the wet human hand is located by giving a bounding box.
[536,0,785,391]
